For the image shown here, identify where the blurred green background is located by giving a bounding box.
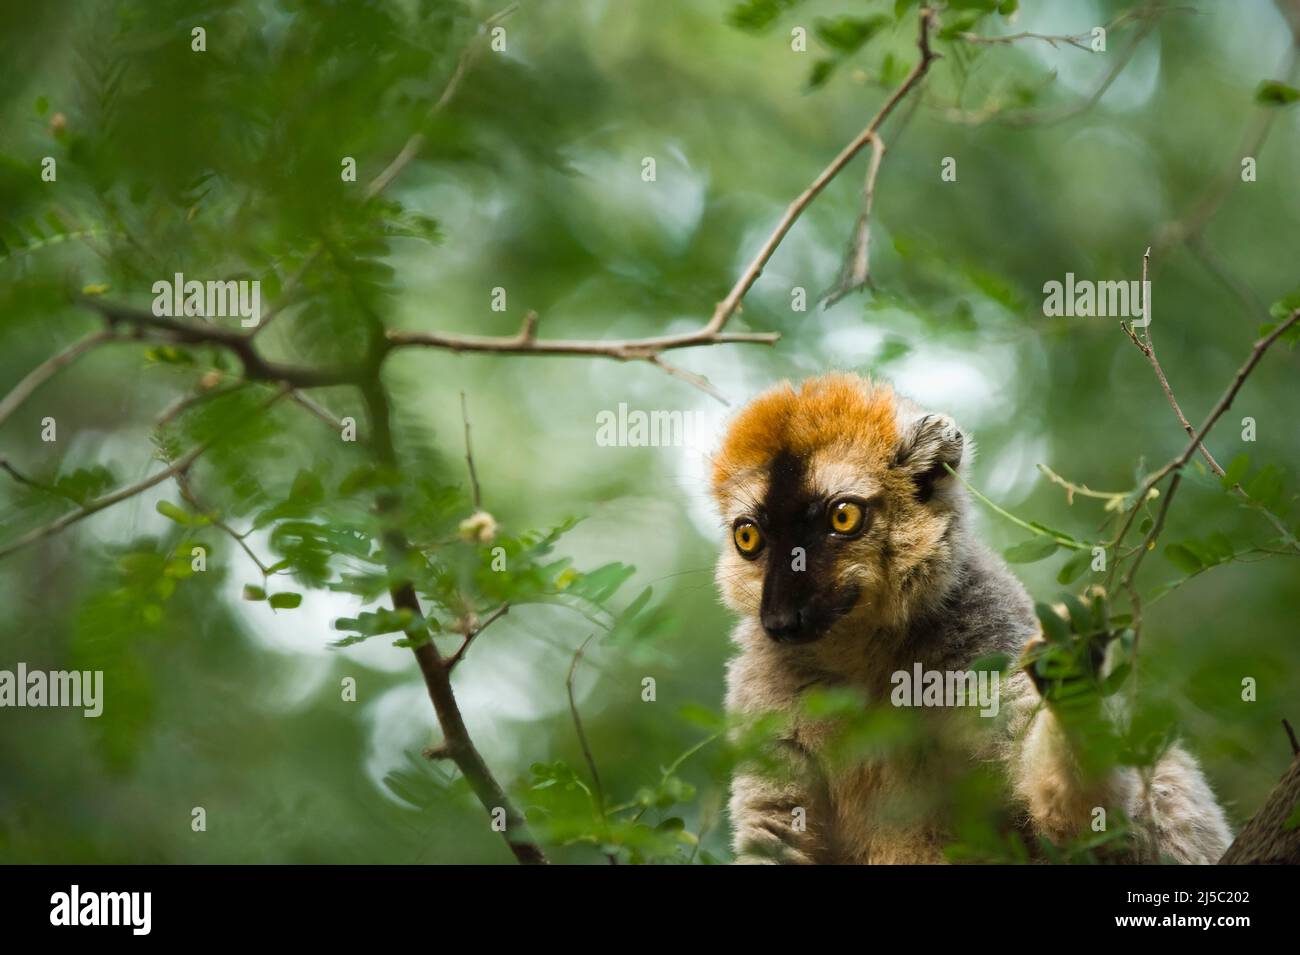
[1,0,1297,863]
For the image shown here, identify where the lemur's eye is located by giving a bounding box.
[733,520,764,558]
[828,499,866,537]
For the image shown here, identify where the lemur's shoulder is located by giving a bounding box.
[911,538,1038,670]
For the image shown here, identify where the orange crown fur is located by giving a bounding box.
[710,374,899,495]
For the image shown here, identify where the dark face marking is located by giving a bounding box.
[755,450,862,644]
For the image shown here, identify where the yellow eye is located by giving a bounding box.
[733,521,764,558]
[829,500,865,536]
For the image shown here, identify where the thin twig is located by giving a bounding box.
[289,389,350,433]
[366,4,519,199]
[1106,308,1300,591]
[566,633,605,816]
[0,387,291,561]
[1284,718,1300,757]
[1037,463,1153,510]
[944,3,1168,127]
[446,602,509,670]
[460,392,482,510]
[174,471,274,577]
[0,442,209,560]
[1121,249,1299,550]
[822,131,885,307]
[0,329,117,429]
[360,379,545,864]
[715,6,939,326]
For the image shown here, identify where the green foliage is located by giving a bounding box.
[1255,80,1300,105]
[2,0,1297,866]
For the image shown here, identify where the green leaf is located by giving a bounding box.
[268,592,303,610]
[242,584,266,601]
[1164,543,1203,575]
[290,469,324,504]
[1246,464,1285,509]
[1100,662,1132,697]
[1269,289,1300,321]
[155,500,192,525]
[1205,532,1235,563]
[1256,80,1300,105]
[332,607,417,638]
[1035,603,1068,643]
[813,14,890,54]
[1060,593,1090,636]
[1221,452,1249,489]
[1056,549,1091,585]
[728,0,804,32]
[808,58,837,89]
[1004,537,1058,563]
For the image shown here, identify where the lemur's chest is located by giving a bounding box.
[826,759,951,864]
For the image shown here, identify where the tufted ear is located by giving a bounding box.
[893,413,964,502]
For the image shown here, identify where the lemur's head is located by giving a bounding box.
[711,374,967,645]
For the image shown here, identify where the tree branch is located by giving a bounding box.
[1107,307,1300,591]
[360,377,545,864]
[566,633,605,817]
[718,5,939,324]
[0,387,291,561]
[1121,251,1299,550]
[81,298,364,389]
[0,328,118,429]
[366,3,519,198]
[446,602,509,670]
[0,441,210,561]
[459,392,483,511]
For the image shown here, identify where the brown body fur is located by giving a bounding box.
[713,374,1232,864]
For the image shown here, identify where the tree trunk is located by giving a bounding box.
[1220,754,1300,864]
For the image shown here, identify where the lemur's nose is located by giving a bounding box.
[761,608,805,642]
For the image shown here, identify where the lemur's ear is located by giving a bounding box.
[893,413,964,503]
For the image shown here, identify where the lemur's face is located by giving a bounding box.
[711,374,964,644]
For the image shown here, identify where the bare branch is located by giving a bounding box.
[944,5,1167,128]
[710,6,939,330]
[156,379,249,428]
[957,29,1097,52]
[174,471,274,577]
[459,392,483,510]
[646,355,729,405]
[566,633,605,816]
[822,131,886,307]
[81,298,363,389]
[1107,307,1300,590]
[288,390,350,433]
[1121,251,1299,551]
[360,379,544,864]
[446,602,509,670]
[0,441,210,561]
[0,386,290,561]
[0,329,117,429]
[366,4,519,199]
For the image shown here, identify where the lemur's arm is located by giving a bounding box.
[730,738,834,864]
[1003,668,1134,846]
[1003,660,1232,863]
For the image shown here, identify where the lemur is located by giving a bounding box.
[711,373,1232,864]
